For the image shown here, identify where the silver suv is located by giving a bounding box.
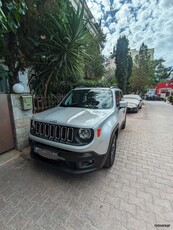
[29,87,127,173]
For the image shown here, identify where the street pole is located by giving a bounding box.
[165,82,168,102]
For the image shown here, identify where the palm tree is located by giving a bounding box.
[30,1,90,96]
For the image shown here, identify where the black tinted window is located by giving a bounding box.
[115,91,121,107]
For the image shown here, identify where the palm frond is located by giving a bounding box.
[31,1,91,95]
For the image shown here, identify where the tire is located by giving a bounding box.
[104,133,117,168]
[121,116,126,129]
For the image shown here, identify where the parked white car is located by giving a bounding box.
[29,87,127,173]
[124,94,142,113]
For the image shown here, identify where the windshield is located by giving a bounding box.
[60,89,113,109]
[124,96,140,101]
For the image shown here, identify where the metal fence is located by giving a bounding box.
[32,94,65,114]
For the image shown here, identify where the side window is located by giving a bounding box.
[115,91,120,107]
[119,91,123,100]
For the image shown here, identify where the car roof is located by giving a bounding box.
[74,87,121,91]
[124,94,141,98]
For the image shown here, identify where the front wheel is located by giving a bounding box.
[104,133,117,168]
[121,116,126,129]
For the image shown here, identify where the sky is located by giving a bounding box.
[86,0,173,67]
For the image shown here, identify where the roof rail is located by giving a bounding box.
[74,86,85,88]
[110,85,118,89]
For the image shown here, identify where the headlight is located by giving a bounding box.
[78,128,91,140]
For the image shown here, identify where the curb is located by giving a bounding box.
[0,149,22,167]
[0,146,31,167]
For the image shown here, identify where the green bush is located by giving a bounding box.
[76,79,117,88]
[168,96,173,103]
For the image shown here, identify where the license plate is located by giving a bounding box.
[34,147,65,161]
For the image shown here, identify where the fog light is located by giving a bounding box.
[88,160,94,164]
[82,152,92,157]
[79,159,95,168]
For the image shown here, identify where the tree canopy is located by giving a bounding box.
[131,43,155,93]
[0,0,27,34]
[30,1,92,96]
[0,0,106,95]
[114,35,132,94]
[153,58,171,83]
[84,31,105,80]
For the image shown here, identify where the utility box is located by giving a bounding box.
[20,96,32,110]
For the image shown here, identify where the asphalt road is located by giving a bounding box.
[0,101,173,230]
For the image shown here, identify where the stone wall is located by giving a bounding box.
[10,94,32,150]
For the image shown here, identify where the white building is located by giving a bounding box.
[130,48,154,62]
[69,0,99,36]
[104,48,154,71]
[105,58,116,70]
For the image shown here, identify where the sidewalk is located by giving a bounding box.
[0,147,29,167]
[0,102,173,230]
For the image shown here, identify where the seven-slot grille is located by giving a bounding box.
[33,121,74,143]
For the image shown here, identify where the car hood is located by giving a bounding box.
[32,106,112,128]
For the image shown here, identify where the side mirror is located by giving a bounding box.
[119,100,127,108]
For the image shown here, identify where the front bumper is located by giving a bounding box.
[127,107,137,112]
[29,139,107,174]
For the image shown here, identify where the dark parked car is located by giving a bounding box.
[144,95,164,101]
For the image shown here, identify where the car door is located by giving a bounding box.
[115,90,125,127]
